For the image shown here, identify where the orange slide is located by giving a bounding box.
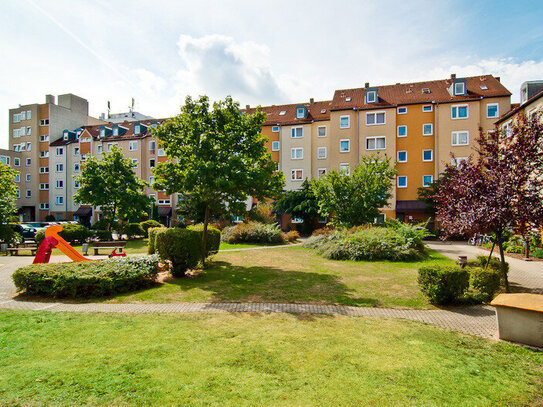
[44,225,90,262]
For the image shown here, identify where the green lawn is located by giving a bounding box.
[0,311,541,406]
[111,246,452,308]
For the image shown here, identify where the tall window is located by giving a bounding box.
[423,123,433,136]
[397,125,407,137]
[296,107,305,119]
[129,140,138,151]
[340,115,350,129]
[340,163,350,175]
[423,175,433,187]
[340,139,350,152]
[397,176,407,188]
[487,103,499,118]
[317,147,327,159]
[318,126,326,137]
[271,141,280,151]
[366,91,377,103]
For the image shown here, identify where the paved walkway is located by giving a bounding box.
[1,243,542,341]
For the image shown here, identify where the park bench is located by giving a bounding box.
[5,243,38,256]
[491,293,543,348]
[86,241,127,256]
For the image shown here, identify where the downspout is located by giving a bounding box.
[434,103,439,179]
[65,143,68,220]
[356,108,360,166]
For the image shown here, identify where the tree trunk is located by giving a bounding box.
[484,241,496,272]
[201,203,210,268]
[496,234,510,292]
[524,236,530,259]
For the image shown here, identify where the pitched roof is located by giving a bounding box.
[243,100,332,126]
[496,88,543,124]
[330,75,511,111]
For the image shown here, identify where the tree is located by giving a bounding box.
[274,179,319,232]
[0,162,18,224]
[431,114,543,292]
[311,155,397,227]
[74,146,152,230]
[153,95,285,265]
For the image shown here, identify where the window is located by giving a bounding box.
[99,128,105,138]
[374,213,386,224]
[397,125,407,137]
[26,127,31,135]
[25,142,31,151]
[366,136,386,150]
[39,167,49,174]
[74,147,80,155]
[487,103,499,118]
[149,176,154,185]
[0,156,10,165]
[40,203,49,210]
[502,120,513,138]
[480,85,488,90]
[423,175,433,187]
[291,147,303,160]
[132,158,138,165]
[340,115,350,129]
[317,168,327,178]
[80,137,91,143]
[422,149,433,162]
[113,127,119,136]
[74,163,80,172]
[272,126,279,132]
[340,163,350,175]
[25,158,31,166]
[107,143,117,152]
[451,104,468,119]
[317,147,327,159]
[452,157,469,166]
[97,145,103,154]
[397,151,407,163]
[423,123,433,136]
[422,105,433,112]
[14,173,20,183]
[291,169,303,181]
[366,90,377,103]
[454,82,465,95]
[291,217,303,224]
[25,174,31,182]
[291,127,303,138]
[129,140,138,151]
[74,180,80,188]
[451,131,469,146]
[56,147,63,156]
[397,176,407,188]
[25,189,31,198]
[40,151,49,158]
[56,196,64,205]
[16,189,20,199]
[158,199,171,205]
[149,159,156,168]
[40,119,49,126]
[56,164,64,172]
[366,112,386,125]
[14,158,20,166]
[340,139,350,152]
[397,107,407,114]
[40,183,49,190]
[296,107,305,119]
[81,154,88,161]
[318,126,326,137]
[279,111,286,116]
[149,140,156,150]
[158,148,165,156]
[40,134,49,142]
[271,141,280,151]
[345,97,351,102]
[56,180,64,188]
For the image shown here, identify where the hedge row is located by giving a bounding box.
[12,255,160,298]
[221,222,285,244]
[35,224,91,245]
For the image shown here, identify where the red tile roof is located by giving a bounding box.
[330,75,511,111]
[243,100,332,126]
[496,88,543,124]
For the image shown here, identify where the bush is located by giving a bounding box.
[187,224,221,256]
[470,267,501,302]
[140,220,162,237]
[532,247,543,258]
[90,219,119,231]
[476,255,509,274]
[312,226,335,236]
[93,230,112,241]
[301,235,328,249]
[221,222,285,244]
[12,255,160,298]
[44,215,55,222]
[35,224,91,245]
[284,230,300,242]
[418,265,470,304]
[155,226,220,277]
[119,223,144,240]
[0,224,20,245]
[148,227,167,254]
[247,203,276,224]
[506,245,524,254]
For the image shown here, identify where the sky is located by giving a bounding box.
[1,0,543,148]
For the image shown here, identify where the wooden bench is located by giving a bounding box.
[87,241,127,256]
[491,293,543,348]
[6,247,38,256]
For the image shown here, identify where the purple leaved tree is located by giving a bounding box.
[431,113,543,292]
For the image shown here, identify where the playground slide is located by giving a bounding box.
[44,225,90,262]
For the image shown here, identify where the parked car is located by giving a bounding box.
[9,224,39,241]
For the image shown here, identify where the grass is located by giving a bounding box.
[111,246,452,308]
[0,310,541,406]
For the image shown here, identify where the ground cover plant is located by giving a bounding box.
[0,311,541,406]
[12,255,160,298]
[221,221,285,244]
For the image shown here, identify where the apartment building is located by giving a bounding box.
[496,81,543,130]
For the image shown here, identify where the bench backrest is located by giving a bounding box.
[93,241,127,247]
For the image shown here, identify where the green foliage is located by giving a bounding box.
[418,265,470,304]
[140,220,163,237]
[386,219,432,250]
[119,223,144,240]
[274,179,319,221]
[505,245,523,254]
[0,162,18,224]
[74,146,152,228]
[148,227,167,254]
[187,224,221,256]
[45,214,55,222]
[0,224,18,244]
[469,267,501,302]
[476,255,509,275]
[93,230,112,241]
[247,203,276,224]
[531,247,543,258]
[284,230,300,242]
[12,255,160,298]
[221,222,285,244]
[311,155,397,227]
[90,219,118,231]
[155,227,220,277]
[35,224,91,245]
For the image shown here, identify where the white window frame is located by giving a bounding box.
[422,175,433,187]
[486,103,499,119]
[366,90,377,103]
[422,123,433,136]
[39,167,49,174]
[272,126,279,132]
[25,173,31,182]
[40,119,49,126]
[39,151,49,158]
[452,157,469,166]
[291,147,303,160]
[40,203,49,210]
[422,149,433,162]
[149,159,156,168]
[339,139,350,153]
[132,158,138,165]
[40,135,49,142]
[339,163,350,175]
[149,140,156,150]
[397,176,408,188]
[291,126,303,138]
[25,189,31,198]
[25,158,31,166]
[56,180,64,189]
[39,183,49,190]
[271,141,280,151]
[56,147,63,156]
[366,111,386,126]
[291,169,303,181]
[14,174,20,183]
[56,164,64,172]
[56,196,64,205]
[318,126,327,137]
[451,104,469,119]
[74,163,80,172]
[14,158,20,166]
[397,151,407,163]
[397,125,407,138]
[454,82,465,95]
[97,145,103,154]
[107,143,117,152]
[422,105,433,112]
[317,168,327,178]
[157,149,165,157]
[502,120,513,138]
[129,140,138,151]
[451,131,469,146]
[291,217,303,224]
[366,136,386,150]
[296,107,305,119]
[339,115,350,129]
[74,147,80,156]
[317,147,327,159]
[397,106,407,114]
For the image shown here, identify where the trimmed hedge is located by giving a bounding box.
[418,265,470,305]
[155,226,221,277]
[221,222,285,244]
[148,227,167,254]
[119,223,144,240]
[470,267,501,302]
[12,255,160,298]
[93,230,112,241]
[140,220,162,237]
[187,224,221,255]
[35,224,91,245]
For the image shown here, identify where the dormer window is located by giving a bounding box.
[63,132,68,141]
[134,125,141,134]
[113,127,118,136]
[99,128,105,138]
[454,82,466,96]
[320,109,326,114]
[480,85,488,90]
[422,88,431,94]
[345,97,351,102]
[296,107,306,119]
[366,90,377,103]
[279,111,286,116]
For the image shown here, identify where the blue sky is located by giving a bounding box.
[1,0,542,148]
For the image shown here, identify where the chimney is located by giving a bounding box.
[45,94,55,104]
[246,104,250,110]
[365,82,370,88]
[450,74,456,80]
[309,98,314,104]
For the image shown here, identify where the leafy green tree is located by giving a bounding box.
[274,179,319,231]
[0,162,18,224]
[74,146,152,230]
[153,95,284,265]
[311,155,397,227]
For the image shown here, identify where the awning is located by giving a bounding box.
[396,200,428,213]
[74,206,93,217]
[158,207,172,217]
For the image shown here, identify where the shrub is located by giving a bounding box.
[44,214,55,222]
[247,203,276,224]
[12,255,160,298]
[93,230,112,241]
[0,224,19,245]
[140,220,162,237]
[155,228,205,277]
[470,267,501,302]
[120,223,144,240]
[285,230,300,242]
[301,235,328,249]
[532,247,543,258]
[35,224,91,245]
[90,219,119,231]
[148,227,167,254]
[418,265,470,304]
[506,245,523,254]
[187,224,221,256]
[221,222,285,244]
[476,255,508,274]
[312,226,335,236]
